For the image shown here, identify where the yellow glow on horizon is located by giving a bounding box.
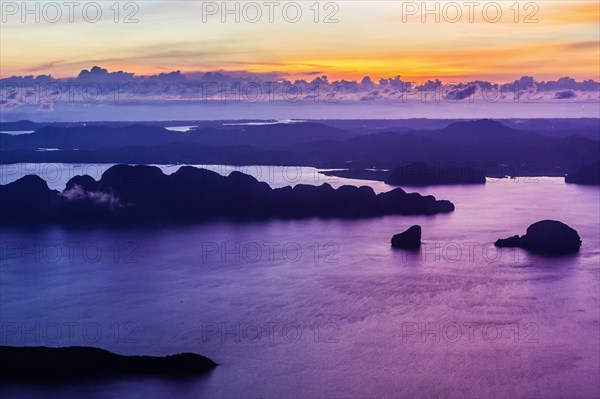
[0,1,598,82]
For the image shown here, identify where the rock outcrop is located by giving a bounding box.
[391,225,422,249]
[495,220,582,255]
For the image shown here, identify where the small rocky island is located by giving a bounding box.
[323,162,486,186]
[391,225,422,249]
[386,162,486,186]
[495,220,582,255]
[0,165,455,226]
[0,346,217,381]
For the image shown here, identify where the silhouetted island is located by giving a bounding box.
[323,162,486,186]
[321,168,390,182]
[385,163,486,186]
[391,225,422,249]
[321,162,486,186]
[495,220,582,255]
[0,165,455,226]
[565,160,600,185]
[0,346,217,381]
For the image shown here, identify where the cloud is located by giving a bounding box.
[88,191,122,207]
[1,67,598,114]
[446,85,477,100]
[554,90,576,99]
[61,184,86,200]
[23,60,69,74]
[62,184,122,207]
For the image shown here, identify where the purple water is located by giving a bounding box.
[1,166,599,398]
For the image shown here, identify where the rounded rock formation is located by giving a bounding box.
[391,225,422,249]
[495,220,581,255]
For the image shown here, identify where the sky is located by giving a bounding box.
[1,1,599,83]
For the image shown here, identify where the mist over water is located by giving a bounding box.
[1,167,599,398]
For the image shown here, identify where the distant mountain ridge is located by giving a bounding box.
[1,119,598,177]
[0,122,355,150]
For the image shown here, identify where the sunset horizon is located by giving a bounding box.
[1,2,599,398]
[1,1,598,82]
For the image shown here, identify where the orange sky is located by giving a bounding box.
[1,1,598,82]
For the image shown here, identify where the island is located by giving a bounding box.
[386,163,486,186]
[391,225,422,249]
[0,165,455,226]
[0,346,217,381]
[323,162,486,186]
[494,220,582,255]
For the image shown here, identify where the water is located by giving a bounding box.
[222,120,307,126]
[164,126,197,132]
[0,131,34,135]
[1,166,599,398]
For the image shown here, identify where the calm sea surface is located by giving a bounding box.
[1,164,599,398]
